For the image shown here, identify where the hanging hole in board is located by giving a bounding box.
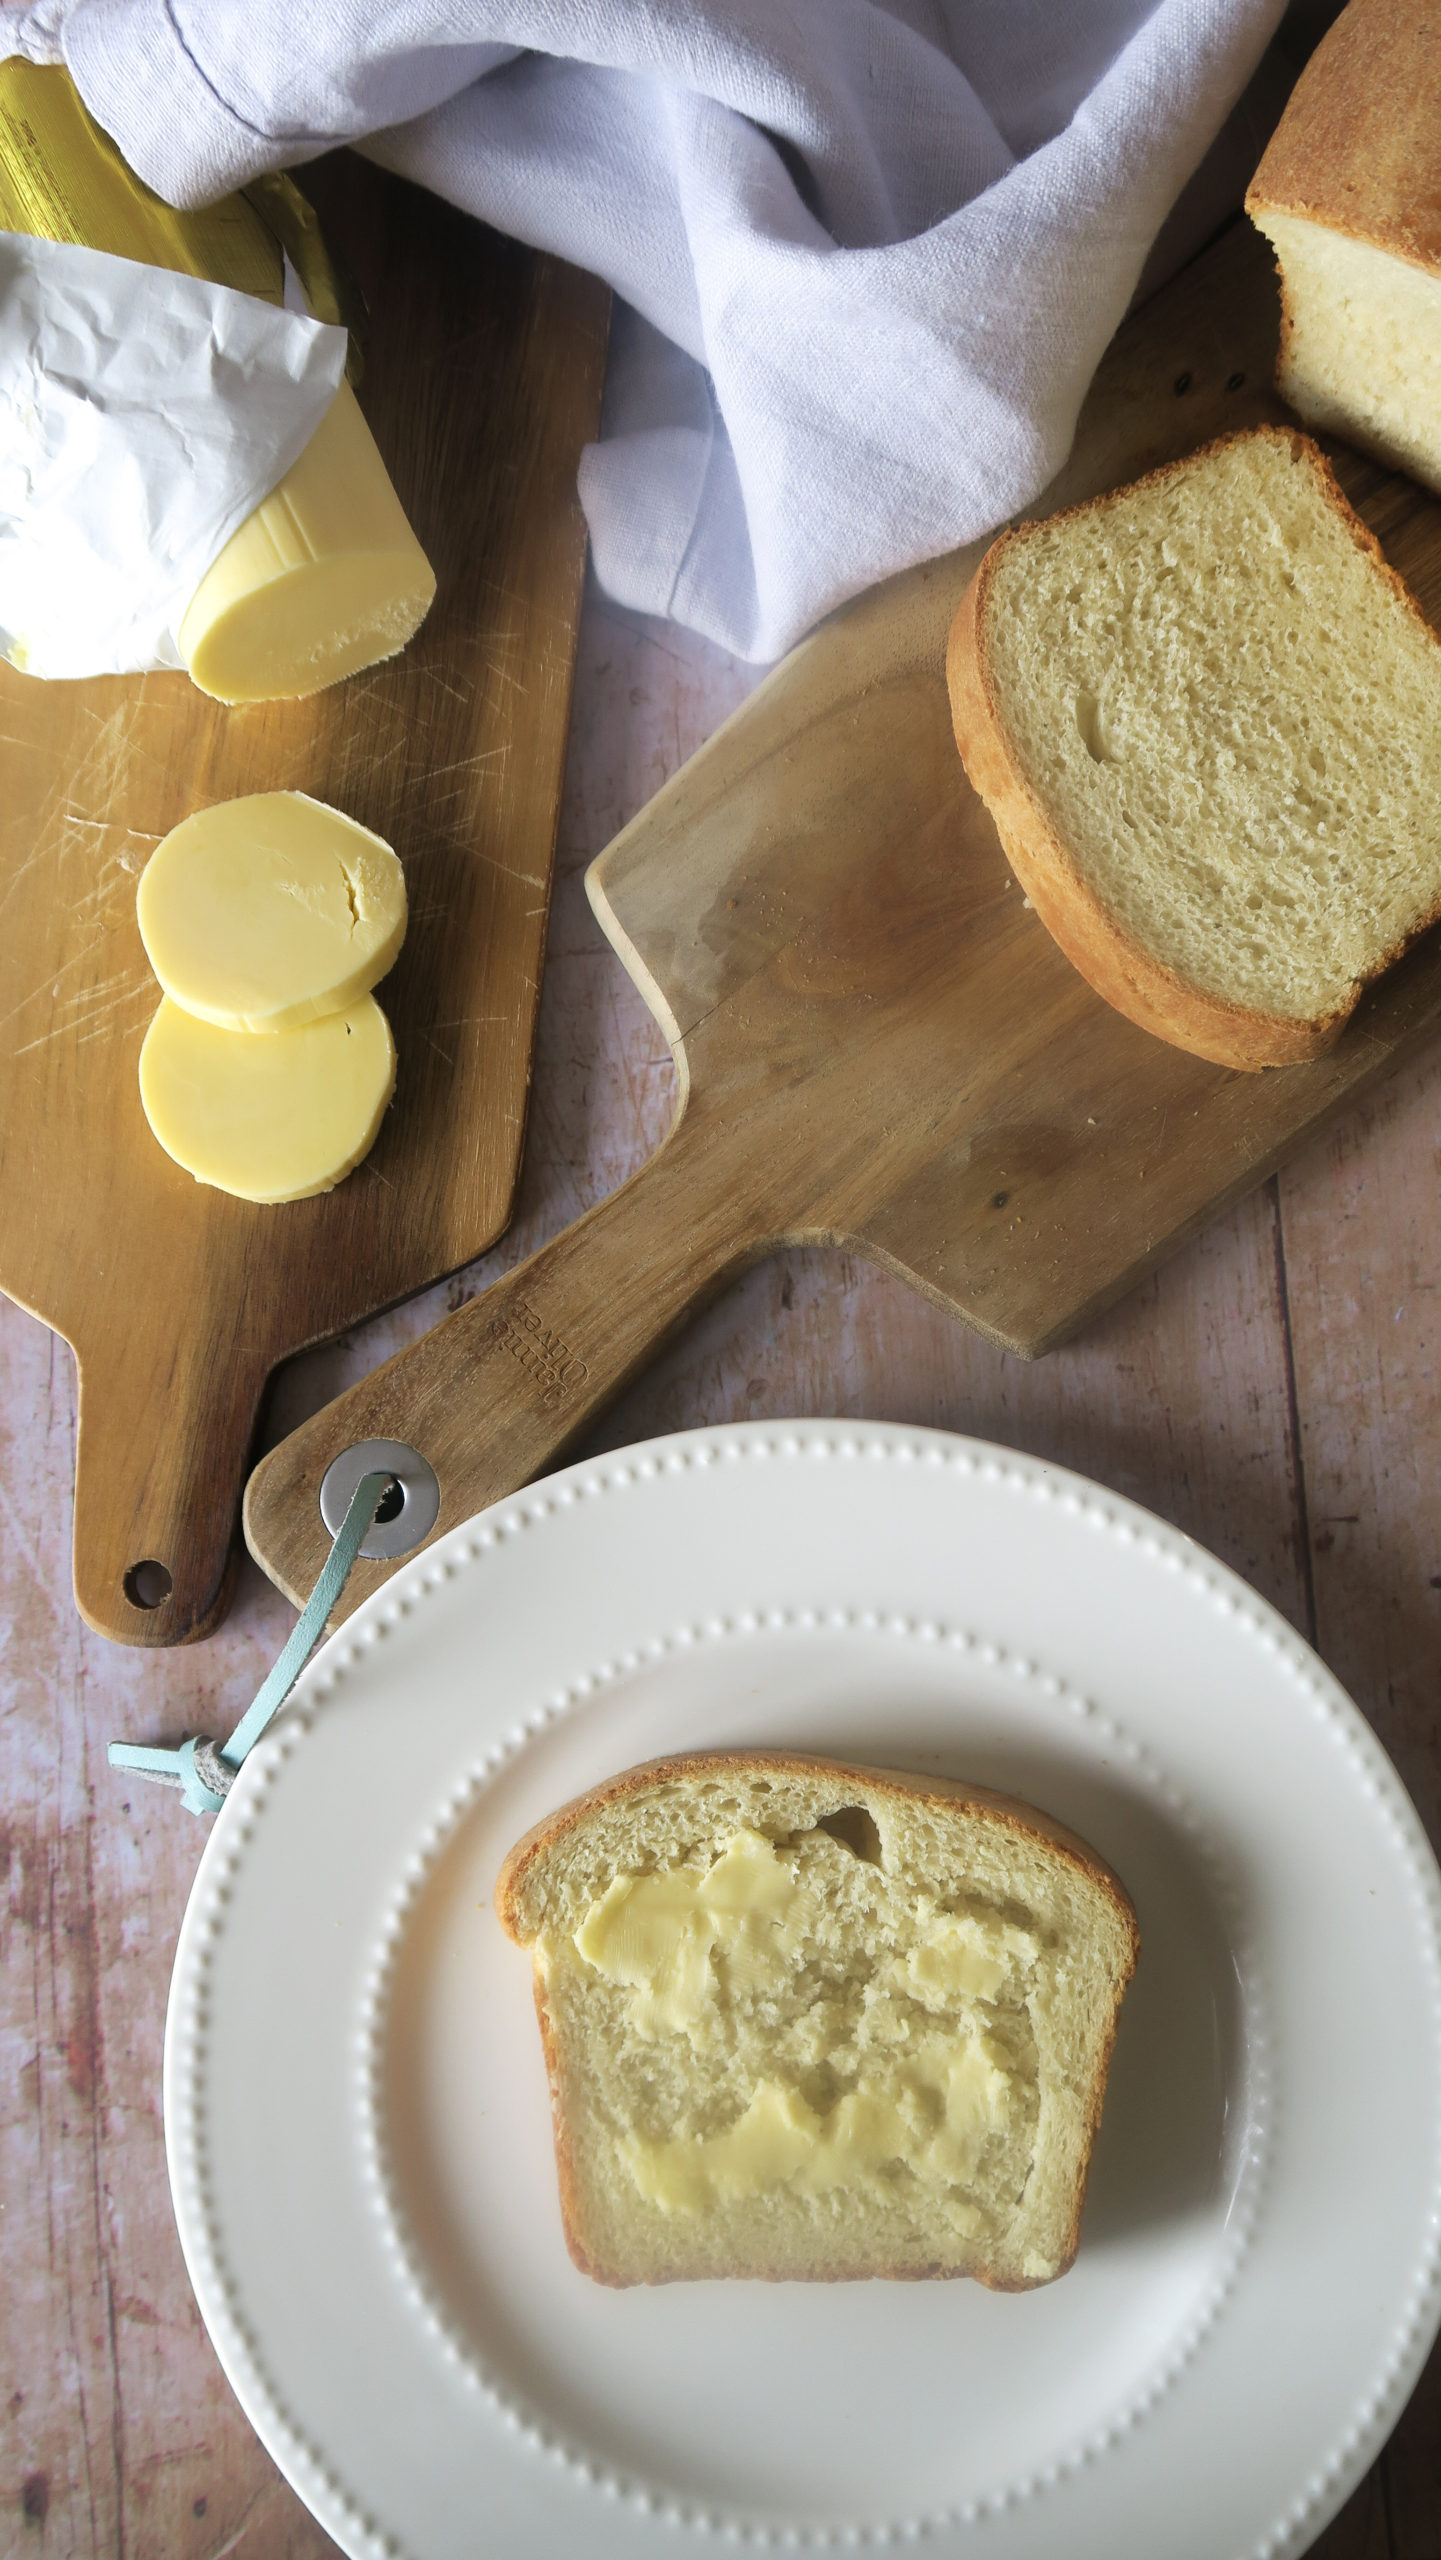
[124,1560,173,1609]
[373,1477,404,1525]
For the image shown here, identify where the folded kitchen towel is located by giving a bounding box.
[0,0,1288,661]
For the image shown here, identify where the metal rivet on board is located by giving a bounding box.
[319,1439,441,1560]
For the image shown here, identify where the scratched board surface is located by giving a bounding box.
[0,153,609,1647]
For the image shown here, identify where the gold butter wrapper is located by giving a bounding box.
[244,169,358,347]
[0,59,363,371]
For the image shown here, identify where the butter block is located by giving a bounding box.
[139,993,395,1202]
[137,791,407,1033]
[178,381,436,704]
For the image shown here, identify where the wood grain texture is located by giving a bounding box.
[4,560,1439,2554]
[0,151,608,1650]
[245,216,1441,1626]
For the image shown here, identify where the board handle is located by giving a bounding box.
[70,1326,266,1647]
[243,1101,767,1620]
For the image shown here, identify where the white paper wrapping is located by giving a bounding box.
[0,229,347,679]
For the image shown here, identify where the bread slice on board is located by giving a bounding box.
[495,1750,1138,2289]
[1246,0,1441,497]
[946,426,1441,1069]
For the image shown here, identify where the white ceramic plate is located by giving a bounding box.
[167,1422,1441,2560]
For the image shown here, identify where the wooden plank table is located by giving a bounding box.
[2,566,1437,2557]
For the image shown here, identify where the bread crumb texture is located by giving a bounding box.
[1256,216,1441,496]
[979,429,1441,1026]
[498,1755,1137,2288]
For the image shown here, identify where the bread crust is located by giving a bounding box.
[1245,0,1441,277]
[945,425,1441,1071]
[1247,1,1441,495]
[497,1748,1139,2291]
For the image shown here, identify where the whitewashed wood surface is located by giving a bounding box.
[2,576,1436,2557]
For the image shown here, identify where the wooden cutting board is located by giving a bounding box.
[244,216,1441,1624]
[0,153,608,1647]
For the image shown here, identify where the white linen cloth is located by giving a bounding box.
[1,0,1289,662]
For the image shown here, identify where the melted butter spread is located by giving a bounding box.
[568,1829,1039,2215]
[906,1914,1020,2003]
[573,1829,804,2034]
[621,2036,1013,2216]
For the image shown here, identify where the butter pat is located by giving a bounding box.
[139,993,395,1202]
[137,792,407,1033]
[178,381,436,704]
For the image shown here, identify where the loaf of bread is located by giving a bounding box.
[1247,0,1441,497]
[946,426,1441,1069]
[495,1750,1138,2289]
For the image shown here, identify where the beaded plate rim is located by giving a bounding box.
[165,1422,1441,2560]
[359,1605,1269,2540]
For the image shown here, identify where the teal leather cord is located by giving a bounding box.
[108,1468,392,1815]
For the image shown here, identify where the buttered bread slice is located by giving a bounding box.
[495,1751,1137,2289]
[947,427,1441,1068]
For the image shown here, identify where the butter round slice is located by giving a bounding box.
[137,791,406,1033]
[177,381,436,705]
[139,994,396,1203]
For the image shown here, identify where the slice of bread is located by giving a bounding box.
[495,1751,1138,2289]
[1247,0,1441,497]
[946,426,1441,1068]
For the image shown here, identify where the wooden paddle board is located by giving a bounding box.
[0,152,609,1646]
[244,217,1441,1623]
